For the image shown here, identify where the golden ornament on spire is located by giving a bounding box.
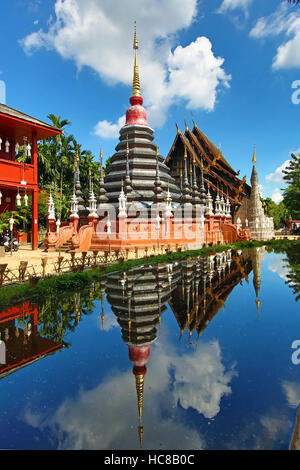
[126,135,129,155]
[132,21,141,98]
[252,144,257,164]
[100,145,103,162]
[184,145,187,159]
[184,118,189,132]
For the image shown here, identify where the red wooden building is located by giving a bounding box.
[0,104,61,249]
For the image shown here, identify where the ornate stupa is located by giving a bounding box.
[247,146,274,240]
[102,23,181,211]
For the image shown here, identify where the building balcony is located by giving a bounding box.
[0,158,36,189]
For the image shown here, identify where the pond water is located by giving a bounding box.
[0,245,299,450]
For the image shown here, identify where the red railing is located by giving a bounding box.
[0,158,35,187]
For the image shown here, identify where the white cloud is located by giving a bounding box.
[250,3,300,69]
[20,0,231,136]
[0,80,6,104]
[271,188,284,204]
[217,0,252,14]
[266,160,290,184]
[93,115,126,140]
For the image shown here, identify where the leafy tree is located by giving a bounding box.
[282,153,300,220]
[17,114,100,223]
[261,197,290,229]
[0,210,27,234]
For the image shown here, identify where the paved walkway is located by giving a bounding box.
[0,244,84,276]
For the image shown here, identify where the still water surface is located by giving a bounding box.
[0,245,299,450]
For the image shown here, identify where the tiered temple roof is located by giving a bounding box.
[165,120,251,211]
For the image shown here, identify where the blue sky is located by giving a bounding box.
[1,0,300,202]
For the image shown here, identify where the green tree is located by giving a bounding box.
[261,197,290,229]
[282,153,300,220]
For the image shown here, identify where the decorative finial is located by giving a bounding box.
[100,145,103,162]
[126,135,129,155]
[184,118,189,132]
[132,22,141,98]
[191,112,196,127]
[176,123,181,134]
[252,144,256,164]
[184,145,187,159]
[133,21,138,50]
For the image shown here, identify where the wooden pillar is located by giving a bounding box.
[32,132,38,250]
[32,189,38,250]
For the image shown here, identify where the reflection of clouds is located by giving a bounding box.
[268,257,289,281]
[170,341,237,419]
[23,333,235,450]
[282,381,300,408]
[94,300,118,332]
[226,411,292,450]
[100,311,118,332]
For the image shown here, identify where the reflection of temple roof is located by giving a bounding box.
[169,252,252,339]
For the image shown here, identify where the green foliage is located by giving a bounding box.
[261,197,290,229]
[0,210,27,234]
[16,114,101,224]
[282,153,300,220]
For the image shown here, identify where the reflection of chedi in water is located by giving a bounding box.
[105,263,181,446]
[103,250,255,446]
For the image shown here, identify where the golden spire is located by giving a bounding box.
[100,145,103,163]
[126,135,129,155]
[132,21,141,98]
[252,144,256,164]
[135,374,144,448]
[156,144,159,157]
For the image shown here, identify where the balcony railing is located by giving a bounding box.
[0,158,35,187]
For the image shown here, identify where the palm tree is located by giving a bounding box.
[287,0,300,4]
